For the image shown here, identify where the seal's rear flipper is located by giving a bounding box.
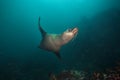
[38,17,46,37]
[54,52,61,60]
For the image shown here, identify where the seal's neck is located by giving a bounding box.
[60,32,74,45]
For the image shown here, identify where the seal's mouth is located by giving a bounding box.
[71,27,78,35]
[65,27,78,36]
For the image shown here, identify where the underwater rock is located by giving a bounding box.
[49,62,120,80]
[49,69,87,80]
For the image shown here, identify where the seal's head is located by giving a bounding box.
[61,27,78,44]
[67,27,78,35]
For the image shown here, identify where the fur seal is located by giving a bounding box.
[38,17,78,59]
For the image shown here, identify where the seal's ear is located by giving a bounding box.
[64,29,68,32]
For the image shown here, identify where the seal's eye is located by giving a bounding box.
[65,28,73,32]
[68,29,72,32]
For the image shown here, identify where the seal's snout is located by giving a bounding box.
[72,27,78,35]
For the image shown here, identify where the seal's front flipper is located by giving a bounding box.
[38,17,46,37]
[54,52,61,60]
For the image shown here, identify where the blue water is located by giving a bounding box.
[0,0,120,80]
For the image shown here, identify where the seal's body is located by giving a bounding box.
[38,17,78,59]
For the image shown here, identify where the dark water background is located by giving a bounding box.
[0,0,120,80]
